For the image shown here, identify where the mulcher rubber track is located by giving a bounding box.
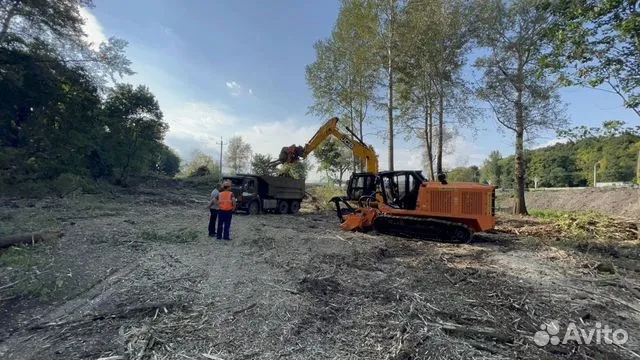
[372,214,474,243]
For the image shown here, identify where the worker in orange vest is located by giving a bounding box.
[215,181,236,240]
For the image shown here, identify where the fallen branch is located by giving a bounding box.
[29,302,178,330]
[0,229,62,249]
[563,284,640,313]
[421,318,514,343]
[0,279,21,291]
[232,303,257,317]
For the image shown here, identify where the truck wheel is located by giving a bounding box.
[288,200,300,214]
[248,201,260,215]
[277,200,289,214]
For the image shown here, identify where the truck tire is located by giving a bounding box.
[248,201,260,215]
[288,200,300,214]
[277,200,289,214]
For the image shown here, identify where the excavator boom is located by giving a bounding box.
[276,117,378,173]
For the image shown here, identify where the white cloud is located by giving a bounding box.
[225,81,253,97]
[226,81,242,96]
[531,137,569,149]
[78,7,108,50]
[163,102,239,142]
[371,134,489,175]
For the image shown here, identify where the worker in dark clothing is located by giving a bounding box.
[206,182,222,237]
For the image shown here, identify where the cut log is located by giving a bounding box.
[0,229,62,249]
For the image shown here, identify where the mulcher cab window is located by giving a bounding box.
[378,171,425,210]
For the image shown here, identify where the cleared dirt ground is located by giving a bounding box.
[1,181,640,359]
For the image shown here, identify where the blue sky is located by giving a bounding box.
[81,1,639,181]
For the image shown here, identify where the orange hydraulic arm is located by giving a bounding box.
[301,117,379,173]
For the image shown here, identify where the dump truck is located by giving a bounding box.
[222,174,305,215]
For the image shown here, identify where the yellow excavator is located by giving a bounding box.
[276,117,379,200]
[279,117,497,243]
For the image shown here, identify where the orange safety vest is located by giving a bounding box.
[218,191,234,211]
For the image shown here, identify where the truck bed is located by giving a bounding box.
[256,175,305,200]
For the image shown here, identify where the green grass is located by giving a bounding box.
[528,209,639,254]
[0,245,63,301]
[306,184,346,210]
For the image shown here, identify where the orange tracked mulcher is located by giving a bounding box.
[282,116,496,243]
[331,170,496,243]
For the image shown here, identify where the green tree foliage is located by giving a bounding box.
[155,144,181,177]
[375,0,405,171]
[0,0,91,46]
[0,0,133,89]
[225,136,252,175]
[102,84,168,184]
[0,1,174,190]
[305,0,379,171]
[181,150,219,177]
[279,160,311,180]
[314,138,352,187]
[446,165,480,182]
[479,121,640,188]
[251,153,278,176]
[0,41,103,182]
[540,0,640,117]
[473,0,568,214]
[395,0,476,178]
[479,150,503,186]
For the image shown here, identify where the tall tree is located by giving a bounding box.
[251,153,278,176]
[395,0,475,179]
[0,0,91,46]
[0,0,133,89]
[480,150,503,186]
[155,144,180,177]
[102,83,167,185]
[225,136,252,175]
[181,150,219,177]
[473,0,568,215]
[540,0,640,118]
[305,0,379,171]
[375,0,404,171]
[314,138,352,187]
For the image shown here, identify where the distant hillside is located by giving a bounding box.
[447,122,640,188]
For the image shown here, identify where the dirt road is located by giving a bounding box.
[1,185,639,359]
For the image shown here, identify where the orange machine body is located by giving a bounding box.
[377,181,496,232]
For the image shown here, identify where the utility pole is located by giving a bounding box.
[216,136,224,179]
[593,161,600,187]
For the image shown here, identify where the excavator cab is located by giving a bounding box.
[345,172,377,201]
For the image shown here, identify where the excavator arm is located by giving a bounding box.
[297,117,379,173]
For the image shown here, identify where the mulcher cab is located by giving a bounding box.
[279,117,497,243]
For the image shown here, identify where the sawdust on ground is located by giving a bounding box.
[1,183,639,359]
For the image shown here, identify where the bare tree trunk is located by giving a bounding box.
[437,89,444,175]
[386,0,394,172]
[350,108,357,173]
[387,62,394,172]
[424,96,435,181]
[513,95,528,215]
